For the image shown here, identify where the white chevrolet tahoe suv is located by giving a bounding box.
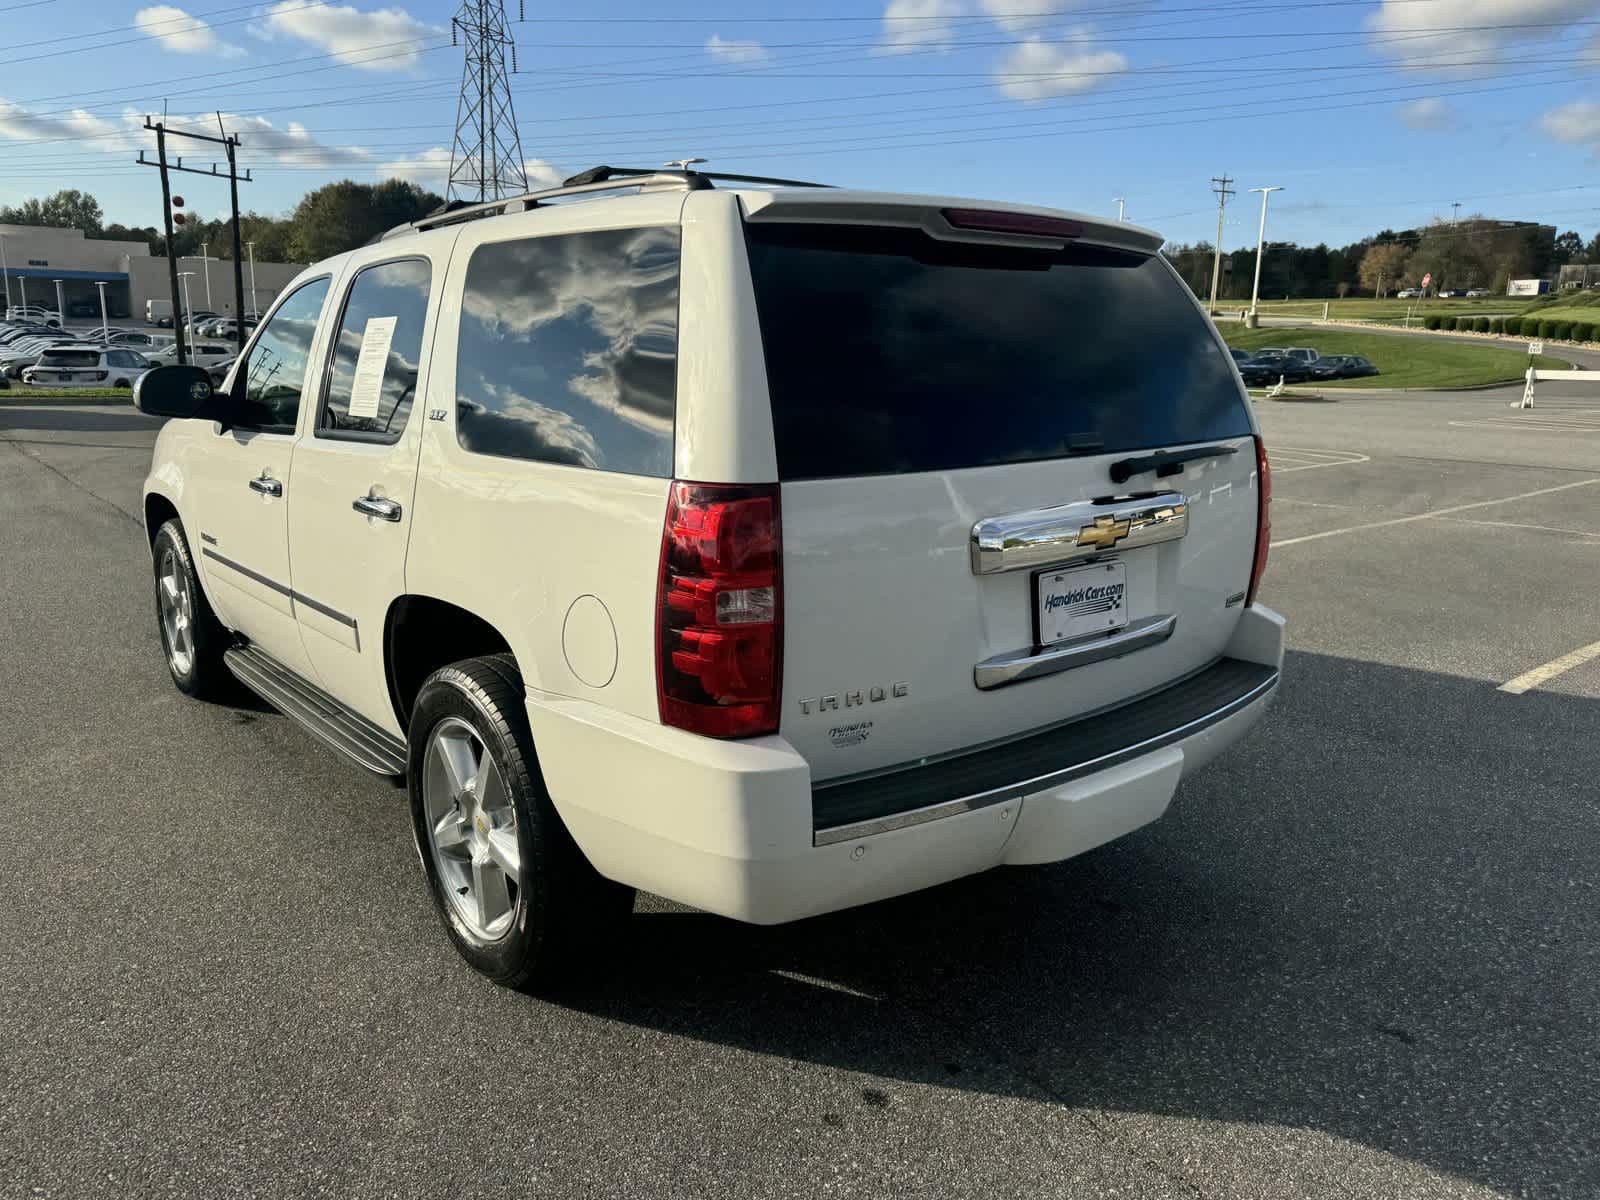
[135,166,1284,988]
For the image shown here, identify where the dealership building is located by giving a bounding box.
[0,223,305,322]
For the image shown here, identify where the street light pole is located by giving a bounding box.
[94,281,109,342]
[178,271,195,333]
[1247,185,1285,321]
[245,240,258,318]
[1114,196,1126,222]
[200,241,212,310]
[51,279,65,329]
[1,233,10,313]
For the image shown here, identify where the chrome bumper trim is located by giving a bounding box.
[974,614,1177,691]
[813,666,1278,847]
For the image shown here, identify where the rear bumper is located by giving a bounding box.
[530,605,1285,925]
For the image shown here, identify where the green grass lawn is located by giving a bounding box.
[1219,324,1570,389]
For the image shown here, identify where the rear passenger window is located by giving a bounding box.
[454,227,679,477]
[319,257,432,442]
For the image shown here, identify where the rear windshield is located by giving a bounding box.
[744,223,1251,480]
[42,350,101,367]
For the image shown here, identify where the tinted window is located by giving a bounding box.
[745,224,1251,480]
[455,227,678,476]
[319,257,431,442]
[44,350,101,367]
[235,278,329,432]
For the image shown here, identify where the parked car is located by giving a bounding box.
[1229,347,1252,365]
[133,167,1283,987]
[22,344,152,389]
[1441,289,1466,299]
[1465,288,1491,299]
[1396,288,1423,299]
[181,311,221,338]
[4,304,62,328]
[1278,347,1319,363]
[105,330,173,350]
[207,356,236,386]
[1240,353,1315,386]
[1307,355,1380,381]
[146,340,238,370]
[0,334,72,378]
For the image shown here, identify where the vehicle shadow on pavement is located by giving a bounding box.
[555,649,1599,1198]
[0,406,161,436]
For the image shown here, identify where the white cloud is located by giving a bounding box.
[261,1,440,71]
[1368,0,1600,74]
[706,35,770,65]
[879,0,965,55]
[979,0,1076,32]
[135,5,245,57]
[378,148,562,192]
[152,109,368,168]
[1397,97,1457,129]
[0,101,120,144]
[1541,99,1600,144]
[994,34,1129,101]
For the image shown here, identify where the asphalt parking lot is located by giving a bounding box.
[3,383,1598,1199]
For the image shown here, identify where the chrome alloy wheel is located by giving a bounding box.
[157,546,195,676]
[422,717,521,941]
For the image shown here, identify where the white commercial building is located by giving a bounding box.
[0,223,305,322]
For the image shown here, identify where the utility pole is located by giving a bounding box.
[138,117,252,365]
[1209,174,1235,315]
[1114,196,1126,222]
[448,1,530,203]
[1247,186,1284,322]
[223,124,246,353]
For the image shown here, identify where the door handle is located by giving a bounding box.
[248,475,283,497]
[352,494,402,522]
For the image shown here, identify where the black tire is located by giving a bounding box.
[113,378,130,389]
[407,654,634,990]
[151,518,230,698]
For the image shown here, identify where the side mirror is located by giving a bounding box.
[133,364,226,421]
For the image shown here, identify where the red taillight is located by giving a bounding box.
[941,207,1083,240]
[656,481,782,738]
[1247,435,1271,606]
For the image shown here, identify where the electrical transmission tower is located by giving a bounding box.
[448,0,529,204]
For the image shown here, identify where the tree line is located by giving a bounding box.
[0,181,445,266]
[1164,216,1597,300]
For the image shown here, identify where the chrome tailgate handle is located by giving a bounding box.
[970,492,1186,575]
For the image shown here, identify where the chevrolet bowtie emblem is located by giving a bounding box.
[1076,515,1132,549]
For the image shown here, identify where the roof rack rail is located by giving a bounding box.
[379,163,830,242]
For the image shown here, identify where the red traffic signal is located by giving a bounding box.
[173,213,187,226]
[172,195,184,207]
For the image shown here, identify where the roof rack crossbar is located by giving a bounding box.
[379,164,831,242]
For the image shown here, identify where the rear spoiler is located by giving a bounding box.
[737,190,1163,257]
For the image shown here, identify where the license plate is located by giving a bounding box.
[1037,561,1128,645]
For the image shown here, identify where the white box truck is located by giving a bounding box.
[145,298,173,327]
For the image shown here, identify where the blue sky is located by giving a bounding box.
[3,0,1600,252]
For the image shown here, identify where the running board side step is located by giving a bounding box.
[224,644,407,777]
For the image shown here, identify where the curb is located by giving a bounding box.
[0,394,135,407]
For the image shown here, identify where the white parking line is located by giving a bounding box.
[1500,640,1600,695]
[1270,446,1371,474]
[1271,477,1600,548]
[1439,517,1600,539]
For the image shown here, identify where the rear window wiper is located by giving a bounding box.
[1109,443,1239,484]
